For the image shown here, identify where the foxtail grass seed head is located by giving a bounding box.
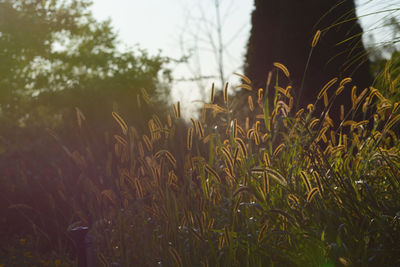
[393,102,400,114]
[254,131,260,145]
[141,88,151,104]
[340,77,352,86]
[197,121,204,138]
[190,118,196,132]
[112,112,128,135]
[258,88,263,102]
[273,62,290,78]
[318,78,338,99]
[201,105,206,123]
[172,104,178,118]
[266,71,272,88]
[335,85,345,96]
[233,72,251,84]
[167,114,172,127]
[187,127,193,150]
[311,30,321,47]
[296,108,304,118]
[210,83,215,103]
[263,151,270,166]
[233,83,253,91]
[273,143,285,156]
[223,82,229,103]
[142,134,153,151]
[235,137,247,159]
[323,92,329,107]
[300,171,312,192]
[307,187,319,202]
[177,101,181,118]
[248,95,254,111]
[233,119,237,138]
[340,105,345,121]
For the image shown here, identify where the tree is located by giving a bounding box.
[0,0,171,151]
[244,0,373,124]
[176,0,250,98]
[0,0,171,251]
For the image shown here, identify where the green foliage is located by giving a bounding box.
[0,0,171,151]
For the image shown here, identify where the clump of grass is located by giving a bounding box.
[45,63,400,266]
[3,62,400,266]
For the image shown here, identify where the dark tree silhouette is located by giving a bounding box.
[244,0,373,124]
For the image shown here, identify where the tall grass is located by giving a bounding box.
[26,66,398,266]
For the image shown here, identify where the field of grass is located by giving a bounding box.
[2,60,400,266]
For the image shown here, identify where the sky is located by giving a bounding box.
[90,0,400,114]
[90,0,252,113]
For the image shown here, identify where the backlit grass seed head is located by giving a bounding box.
[318,78,338,99]
[168,247,183,267]
[393,102,400,114]
[205,164,222,183]
[201,105,206,123]
[385,113,400,131]
[273,62,290,78]
[197,121,204,138]
[221,147,234,168]
[340,105,345,121]
[258,222,269,243]
[300,171,312,192]
[141,88,151,104]
[233,83,253,91]
[232,119,238,138]
[223,82,229,103]
[187,128,193,150]
[114,133,127,145]
[235,137,248,159]
[323,92,329,107]
[190,118,197,132]
[355,88,369,108]
[288,194,300,206]
[335,85,345,96]
[254,131,260,145]
[172,103,179,118]
[263,151,270,167]
[248,95,254,111]
[262,133,269,142]
[309,118,320,129]
[233,72,252,84]
[112,112,128,135]
[306,187,319,202]
[296,108,305,118]
[210,83,215,103]
[247,128,254,139]
[307,104,314,112]
[142,134,153,151]
[266,71,272,88]
[330,130,336,145]
[264,168,287,186]
[311,30,321,47]
[273,143,285,157]
[258,88,263,102]
[340,77,352,86]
